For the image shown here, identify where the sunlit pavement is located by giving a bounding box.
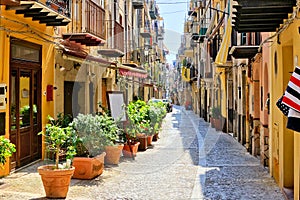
[0,106,284,200]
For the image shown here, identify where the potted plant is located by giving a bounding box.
[38,115,77,199]
[125,100,150,153]
[0,136,16,169]
[123,100,155,157]
[211,106,222,131]
[71,113,122,178]
[148,100,166,142]
[101,113,124,165]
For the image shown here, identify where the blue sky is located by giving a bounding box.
[157,1,189,65]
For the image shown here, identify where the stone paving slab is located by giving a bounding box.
[0,106,285,200]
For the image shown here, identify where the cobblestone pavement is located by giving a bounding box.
[0,106,284,200]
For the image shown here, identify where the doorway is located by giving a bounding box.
[64,81,85,117]
[10,61,42,169]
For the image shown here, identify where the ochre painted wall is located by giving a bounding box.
[270,17,300,198]
[0,8,55,176]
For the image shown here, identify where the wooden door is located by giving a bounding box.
[10,66,42,169]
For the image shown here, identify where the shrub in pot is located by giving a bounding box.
[100,113,124,165]
[38,115,77,199]
[123,100,152,156]
[148,100,166,141]
[211,106,222,131]
[0,136,16,169]
[71,113,121,177]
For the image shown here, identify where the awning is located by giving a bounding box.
[60,40,116,68]
[214,18,232,65]
[63,33,105,46]
[62,53,116,68]
[229,46,259,59]
[118,63,148,78]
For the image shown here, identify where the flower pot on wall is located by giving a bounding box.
[123,142,140,157]
[38,165,75,199]
[72,152,106,179]
[104,144,124,165]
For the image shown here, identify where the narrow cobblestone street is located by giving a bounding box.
[0,106,284,200]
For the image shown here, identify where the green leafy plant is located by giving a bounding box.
[0,136,16,168]
[71,113,120,157]
[39,115,77,169]
[211,106,221,119]
[126,100,152,138]
[148,100,166,135]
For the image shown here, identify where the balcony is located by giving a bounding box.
[140,27,151,38]
[149,9,157,19]
[98,21,124,57]
[188,10,197,17]
[62,0,105,46]
[0,0,19,5]
[233,0,296,32]
[132,0,143,9]
[149,4,158,20]
[5,0,71,26]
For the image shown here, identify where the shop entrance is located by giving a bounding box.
[9,39,42,169]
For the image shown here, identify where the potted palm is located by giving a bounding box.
[0,136,16,169]
[38,115,77,199]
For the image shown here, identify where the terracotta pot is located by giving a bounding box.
[152,133,159,141]
[72,152,106,179]
[38,165,75,199]
[137,134,148,151]
[214,118,222,131]
[104,144,124,165]
[123,142,140,157]
[147,135,153,146]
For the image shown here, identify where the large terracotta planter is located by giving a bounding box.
[147,135,153,146]
[104,144,124,165]
[123,142,140,157]
[72,152,106,179]
[38,165,75,199]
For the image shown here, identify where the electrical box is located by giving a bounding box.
[0,83,7,110]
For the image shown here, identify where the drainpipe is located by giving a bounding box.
[124,0,128,62]
[245,71,250,151]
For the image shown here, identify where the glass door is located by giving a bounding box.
[10,67,41,169]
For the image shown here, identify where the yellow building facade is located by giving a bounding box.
[270,17,300,198]
[0,4,63,176]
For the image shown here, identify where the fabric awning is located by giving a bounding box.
[118,63,148,78]
[60,39,116,68]
[214,18,232,65]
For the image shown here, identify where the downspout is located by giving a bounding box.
[124,0,128,63]
[245,65,250,151]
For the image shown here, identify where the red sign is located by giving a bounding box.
[119,68,147,78]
